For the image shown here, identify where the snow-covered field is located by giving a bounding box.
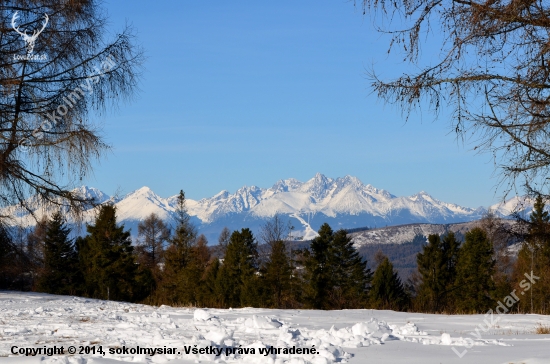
[1,292,550,363]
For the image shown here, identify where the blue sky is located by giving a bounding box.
[85,0,506,207]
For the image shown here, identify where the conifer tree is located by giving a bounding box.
[77,205,139,302]
[199,257,222,307]
[328,229,371,309]
[455,227,496,313]
[416,232,460,312]
[303,223,371,309]
[263,240,292,308]
[0,226,16,289]
[479,211,514,303]
[513,196,550,313]
[37,211,81,295]
[369,256,408,310]
[217,228,258,307]
[160,190,197,303]
[302,223,333,309]
[177,234,211,306]
[259,215,297,308]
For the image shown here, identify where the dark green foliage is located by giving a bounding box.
[0,226,32,290]
[147,191,215,307]
[455,227,496,313]
[0,226,16,289]
[416,232,460,312]
[529,196,550,261]
[176,234,212,306]
[198,257,222,307]
[328,229,371,308]
[263,240,292,308]
[158,190,197,304]
[133,266,156,303]
[512,196,550,313]
[303,223,333,309]
[369,256,408,310]
[217,228,258,307]
[303,223,371,309]
[37,211,81,295]
[77,205,141,302]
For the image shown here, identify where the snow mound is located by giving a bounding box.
[0,292,526,364]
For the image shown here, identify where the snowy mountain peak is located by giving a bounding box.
[127,186,155,196]
[270,178,303,193]
[2,174,534,243]
[72,186,110,204]
[301,173,334,200]
[410,191,436,201]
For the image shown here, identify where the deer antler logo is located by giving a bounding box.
[11,11,49,54]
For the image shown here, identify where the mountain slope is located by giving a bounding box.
[1,173,533,242]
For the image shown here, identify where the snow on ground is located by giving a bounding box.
[1,292,550,363]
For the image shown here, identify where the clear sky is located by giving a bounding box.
[84,0,507,208]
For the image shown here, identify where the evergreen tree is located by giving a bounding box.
[77,205,140,302]
[303,223,371,309]
[263,240,292,308]
[160,190,197,304]
[513,196,550,313]
[0,226,16,289]
[455,227,496,313]
[179,234,211,306]
[480,211,514,304]
[217,228,258,307]
[327,229,371,309]
[259,215,297,308]
[416,232,460,312]
[199,257,222,307]
[37,211,81,295]
[369,256,408,310]
[302,223,333,309]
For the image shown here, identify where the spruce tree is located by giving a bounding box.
[328,229,371,309]
[161,190,196,304]
[480,211,514,305]
[303,223,371,309]
[77,205,139,302]
[258,215,297,308]
[177,234,211,306]
[303,223,333,309]
[455,227,496,313]
[513,196,550,313]
[369,256,408,310]
[263,240,292,308]
[217,228,258,307]
[416,232,460,312]
[0,226,15,289]
[37,211,81,295]
[199,257,222,307]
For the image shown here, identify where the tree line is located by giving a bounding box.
[1,191,550,314]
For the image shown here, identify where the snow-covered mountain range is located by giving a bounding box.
[3,173,533,243]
